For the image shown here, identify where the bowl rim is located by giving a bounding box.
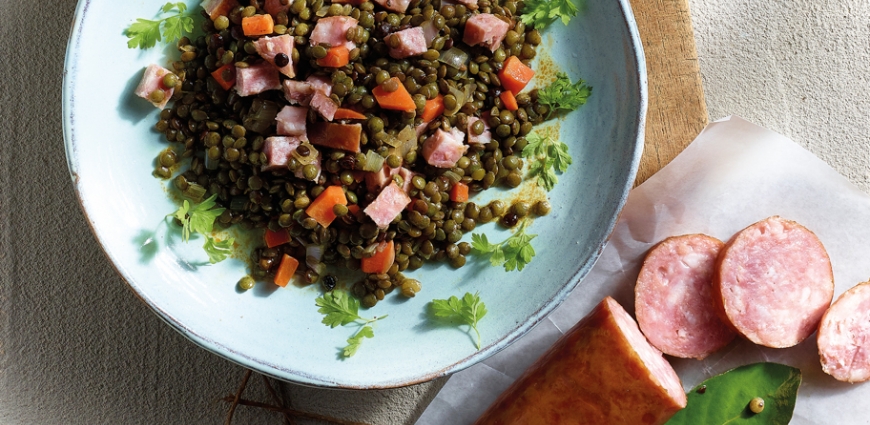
[61,0,647,389]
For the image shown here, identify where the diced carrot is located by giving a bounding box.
[242,14,274,37]
[316,46,350,68]
[264,228,291,248]
[347,204,361,216]
[372,77,416,112]
[450,182,470,202]
[499,56,535,95]
[421,95,445,122]
[210,64,236,91]
[500,90,518,111]
[361,240,395,274]
[305,186,348,228]
[333,108,367,120]
[274,254,299,287]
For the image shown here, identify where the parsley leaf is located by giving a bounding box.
[171,194,225,243]
[343,326,374,358]
[431,292,488,350]
[520,0,579,30]
[472,221,538,272]
[315,291,388,358]
[203,236,234,264]
[537,72,592,119]
[521,132,572,191]
[126,2,194,49]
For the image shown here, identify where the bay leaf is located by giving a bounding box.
[665,362,801,425]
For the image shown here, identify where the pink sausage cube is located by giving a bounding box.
[372,0,411,13]
[276,106,308,137]
[134,64,175,109]
[235,62,282,97]
[364,182,412,229]
[387,27,428,59]
[422,128,468,168]
[310,16,358,50]
[466,116,492,145]
[463,13,511,52]
[254,34,295,78]
[262,136,321,180]
[310,92,338,121]
[283,80,314,105]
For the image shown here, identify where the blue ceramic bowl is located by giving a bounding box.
[63,0,645,388]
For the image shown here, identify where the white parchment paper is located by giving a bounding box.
[416,116,870,425]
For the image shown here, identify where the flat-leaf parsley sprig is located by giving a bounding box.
[521,132,572,191]
[126,2,195,49]
[169,194,234,264]
[430,292,488,350]
[471,221,537,272]
[315,290,389,358]
[520,0,579,30]
[537,72,592,119]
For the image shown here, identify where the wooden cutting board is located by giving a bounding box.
[628,0,708,186]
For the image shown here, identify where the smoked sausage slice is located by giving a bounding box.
[474,297,686,425]
[713,216,834,348]
[818,281,870,383]
[635,234,736,359]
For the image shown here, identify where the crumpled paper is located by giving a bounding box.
[416,116,870,425]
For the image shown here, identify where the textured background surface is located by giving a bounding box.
[3,0,870,424]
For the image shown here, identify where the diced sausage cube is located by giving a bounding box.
[364,182,412,229]
[308,122,362,153]
[386,27,428,59]
[254,34,295,78]
[263,0,290,17]
[235,62,282,97]
[134,64,175,109]
[463,13,511,52]
[310,16,358,50]
[201,0,240,20]
[466,116,492,145]
[283,80,314,105]
[422,128,468,168]
[262,136,321,180]
[372,0,411,13]
[310,92,338,121]
[276,106,308,137]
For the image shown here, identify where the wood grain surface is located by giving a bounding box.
[628,0,709,186]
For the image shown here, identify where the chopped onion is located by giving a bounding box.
[421,21,439,47]
[291,141,319,165]
[438,47,469,69]
[444,83,476,116]
[361,150,385,172]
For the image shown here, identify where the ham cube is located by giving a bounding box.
[365,165,414,194]
[387,27,428,59]
[306,75,333,97]
[310,16,358,50]
[364,182,412,229]
[276,106,308,136]
[466,116,492,145]
[262,136,321,180]
[310,92,338,121]
[308,122,362,153]
[235,62,281,97]
[254,35,295,78]
[263,0,290,17]
[201,0,240,20]
[463,13,511,52]
[422,128,468,168]
[396,167,415,193]
[373,0,411,13]
[134,64,175,109]
[283,80,314,105]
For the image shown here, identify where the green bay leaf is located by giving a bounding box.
[666,362,801,425]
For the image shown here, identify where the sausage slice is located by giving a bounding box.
[474,297,686,425]
[818,281,870,383]
[713,216,834,348]
[635,234,736,359]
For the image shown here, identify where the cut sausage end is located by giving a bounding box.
[714,216,834,348]
[474,297,685,425]
[818,281,870,383]
[636,234,736,359]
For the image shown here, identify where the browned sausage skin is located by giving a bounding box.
[474,297,686,425]
[635,234,735,359]
[712,216,834,348]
